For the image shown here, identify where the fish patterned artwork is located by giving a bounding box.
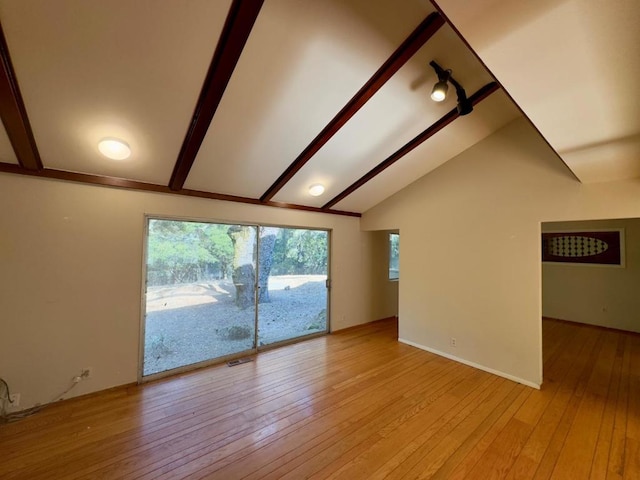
[542,231,622,265]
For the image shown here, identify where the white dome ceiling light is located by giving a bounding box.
[308,184,325,196]
[98,138,131,160]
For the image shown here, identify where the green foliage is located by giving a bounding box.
[389,233,399,279]
[271,228,328,275]
[390,233,399,259]
[146,220,328,286]
[306,308,327,331]
[147,220,234,285]
[204,224,235,277]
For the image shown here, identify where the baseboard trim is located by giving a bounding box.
[544,316,640,336]
[331,316,397,334]
[398,338,541,390]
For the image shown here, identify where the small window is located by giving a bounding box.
[389,233,399,280]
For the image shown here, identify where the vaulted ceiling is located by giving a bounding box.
[0,1,637,217]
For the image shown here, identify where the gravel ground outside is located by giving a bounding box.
[143,275,327,376]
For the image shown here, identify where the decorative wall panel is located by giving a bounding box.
[542,230,623,265]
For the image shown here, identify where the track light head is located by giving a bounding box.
[430,80,448,102]
[429,60,474,115]
[429,61,451,102]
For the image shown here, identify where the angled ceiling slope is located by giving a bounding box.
[0,0,525,216]
[435,0,640,184]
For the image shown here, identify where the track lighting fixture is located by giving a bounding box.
[451,79,473,115]
[430,62,450,102]
[429,60,474,116]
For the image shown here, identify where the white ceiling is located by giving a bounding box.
[333,90,518,212]
[436,0,640,183]
[272,28,517,210]
[1,0,635,214]
[0,0,229,183]
[185,0,437,197]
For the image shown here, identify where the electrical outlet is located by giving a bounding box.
[81,368,92,379]
[450,337,457,347]
[9,393,20,407]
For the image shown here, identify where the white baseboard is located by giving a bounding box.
[398,338,541,390]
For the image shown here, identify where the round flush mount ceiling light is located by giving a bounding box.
[308,184,325,196]
[98,138,131,160]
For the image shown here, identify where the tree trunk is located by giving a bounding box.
[228,226,256,309]
[258,227,277,303]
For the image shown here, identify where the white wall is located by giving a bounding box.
[362,118,640,388]
[369,230,399,321]
[0,174,374,409]
[542,218,640,333]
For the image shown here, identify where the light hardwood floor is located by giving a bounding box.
[1,318,638,479]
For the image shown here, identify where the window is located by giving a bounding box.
[389,233,399,280]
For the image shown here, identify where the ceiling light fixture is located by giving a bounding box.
[430,64,450,102]
[98,138,131,160]
[308,184,325,196]
[429,60,473,115]
[430,80,448,102]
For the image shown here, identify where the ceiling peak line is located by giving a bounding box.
[0,21,43,171]
[259,11,446,203]
[168,0,265,191]
[429,0,580,183]
[0,162,360,218]
[322,82,500,210]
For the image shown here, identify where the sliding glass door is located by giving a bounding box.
[142,220,257,377]
[257,227,329,347]
[141,219,329,378]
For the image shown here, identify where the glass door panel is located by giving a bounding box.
[143,219,257,377]
[257,227,329,347]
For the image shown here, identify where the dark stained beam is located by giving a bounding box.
[260,12,446,202]
[323,82,499,209]
[0,163,360,217]
[0,22,42,171]
[169,0,264,191]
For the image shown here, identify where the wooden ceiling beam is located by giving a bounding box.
[0,22,42,171]
[259,11,445,203]
[169,0,264,191]
[323,82,499,209]
[0,162,360,217]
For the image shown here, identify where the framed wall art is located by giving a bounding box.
[541,229,624,266]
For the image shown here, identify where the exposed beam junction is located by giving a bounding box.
[0,162,359,217]
[323,82,499,209]
[260,11,445,202]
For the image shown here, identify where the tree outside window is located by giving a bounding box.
[389,233,399,280]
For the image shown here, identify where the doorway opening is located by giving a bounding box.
[541,217,639,384]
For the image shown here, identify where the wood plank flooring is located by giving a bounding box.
[1,318,638,479]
